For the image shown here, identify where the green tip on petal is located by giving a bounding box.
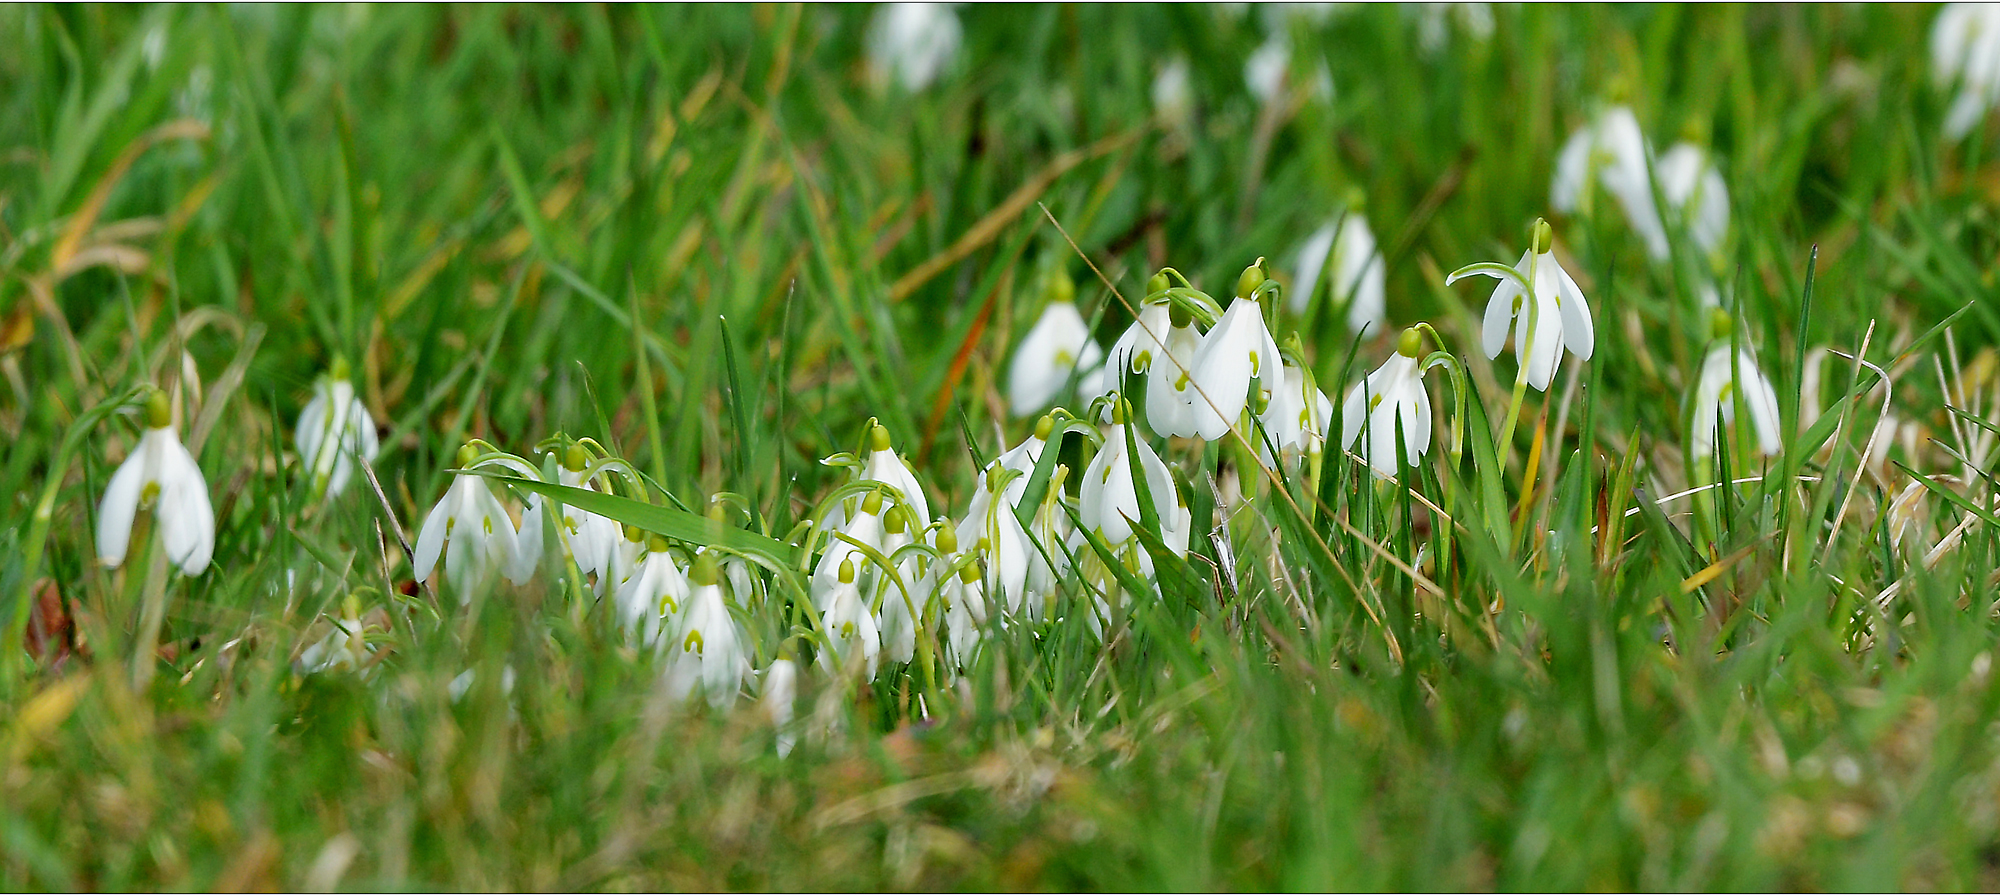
[1049,268,1075,305]
[330,355,352,382]
[1709,307,1733,341]
[690,552,721,586]
[1034,414,1055,441]
[1146,271,1171,296]
[456,443,478,467]
[647,533,670,553]
[1396,326,1423,359]
[861,489,884,516]
[1236,260,1267,299]
[885,505,908,534]
[1532,218,1553,256]
[935,524,957,554]
[563,443,588,472]
[838,557,857,584]
[144,389,172,429]
[870,423,891,453]
[623,523,642,542]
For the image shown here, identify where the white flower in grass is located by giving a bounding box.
[1145,309,1206,440]
[1245,36,1290,105]
[1288,213,1385,338]
[1655,142,1729,259]
[1414,2,1494,53]
[941,561,989,676]
[1187,262,1287,440]
[858,423,930,527]
[1259,357,1335,469]
[876,505,923,666]
[295,360,379,501]
[663,553,753,708]
[818,556,881,681]
[614,535,689,651]
[868,2,962,93]
[813,488,885,597]
[1452,221,1594,392]
[1153,57,1193,129]
[1008,284,1103,417]
[295,597,382,677]
[955,465,1032,619]
[1340,328,1434,479]
[1080,403,1190,554]
[762,658,800,757]
[98,390,214,576]
[414,445,534,601]
[1934,3,2000,140]
[518,445,623,595]
[1552,105,1669,261]
[1690,315,1783,460]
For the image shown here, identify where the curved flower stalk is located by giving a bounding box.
[295,359,379,501]
[1340,327,1435,479]
[1288,212,1385,338]
[1655,143,1730,261]
[614,534,689,651]
[1007,272,1103,417]
[98,390,215,576]
[867,2,962,93]
[1450,220,1594,393]
[1552,105,1669,260]
[1187,261,1287,440]
[662,553,753,708]
[414,443,536,601]
[1259,353,1336,470]
[818,556,881,681]
[1934,3,2000,139]
[1689,313,1782,461]
[519,443,623,595]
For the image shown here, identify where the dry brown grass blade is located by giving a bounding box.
[49,119,210,276]
[889,131,1137,303]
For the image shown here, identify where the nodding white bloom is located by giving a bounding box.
[818,557,881,681]
[448,665,517,703]
[813,488,885,597]
[663,554,753,708]
[1340,328,1434,478]
[97,391,214,576]
[1080,406,1190,554]
[858,423,930,526]
[1008,294,1103,417]
[1934,3,2000,139]
[1414,2,1495,53]
[1690,338,1783,461]
[761,658,800,757]
[941,561,989,675]
[614,535,689,651]
[956,466,1032,617]
[1656,143,1730,259]
[1153,57,1193,128]
[1552,105,1669,261]
[519,446,621,594]
[867,2,962,93]
[1453,222,1594,391]
[876,505,923,666]
[1288,213,1385,338]
[1245,36,1290,105]
[414,445,534,600]
[295,598,382,677]
[1103,301,1176,395]
[1144,306,1206,440]
[1187,263,1287,440]
[295,363,379,501]
[1259,357,1336,468]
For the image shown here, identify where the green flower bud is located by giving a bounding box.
[690,551,721,586]
[870,423,891,453]
[563,443,588,473]
[647,534,670,553]
[1048,268,1075,305]
[144,389,172,429]
[1146,271,1171,297]
[1532,218,1553,256]
[1709,307,1733,341]
[861,489,884,516]
[1034,414,1055,441]
[935,524,958,554]
[1396,326,1423,359]
[456,443,478,467]
[1237,259,1268,299]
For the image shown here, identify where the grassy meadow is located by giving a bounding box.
[6,3,2000,890]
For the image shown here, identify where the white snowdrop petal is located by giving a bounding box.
[95,443,149,568]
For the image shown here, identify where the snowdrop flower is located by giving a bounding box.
[1689,313,1782,460]
[614,535,689,651]
[295,596,383,677]
[1415,2,1495,53]
[814,489,885,597]
[295,359,379,501]
[1259,357,1335,469]
[1655,142,1729,259]
[1187,262,1287,440]
[876,506,922,666]
[519,444,622,594]
[1080,402,1190,554]
[1452,220,1594,391]
[1340,328,1434,478]
[1288,212,1385,337]
[1143,307,1206,440]
[1934,3,2000,140]
[818,557,881,681]
[955,464,1032,617]
[98,390,214,576]
[858,423,930,526]
[1008,274,1102,417]
[663,553,753,708]
[414,444,534,600]
[941,561,989,675]
[762,658,800,757]
[868,2,962,92]
[1244,34,1333,106]
[1552,105,1669,260]
[1152,56,1193,129]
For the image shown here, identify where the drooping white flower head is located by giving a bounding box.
[295,361,379,501]
[867,2,963,93]
[1187,262,1287,440]
[818,556,881,681]
[1079,404,1190,554]
[1340,328,1435,479]
[1007,273,1103,417]
[1245,35,1290,105]
[295,598,382,677]
[1288,212,1385,338]
[1690,315,1783,461]
[1258,356,1335,469]
[1934,3,2000,139]
[614,535,690,651]
[1552,105,1670,261]
[814,488,886,599]
[858,423,930,526]
[761,658,800,757]
[1413,2,1495,54]
[1655,142,1730,260]
[519,444,623,595]
[955,465,1032,618]
[413,444,535,601]
[98,391,215,576]
[1452,221,1594,392]
[941,559,988,675]
[875,505,923,666]
[662,553,753,708]
[1152,56,1194,129]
